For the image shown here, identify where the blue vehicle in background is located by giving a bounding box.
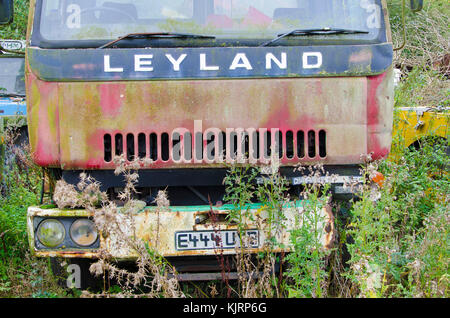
[0,40,27,185]
[0,40,26,117]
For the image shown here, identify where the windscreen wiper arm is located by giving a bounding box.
[99,32,216,49]
[260,28,369,47]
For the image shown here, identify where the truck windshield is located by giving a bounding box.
[38,0,384,43]
[0,57,25,97]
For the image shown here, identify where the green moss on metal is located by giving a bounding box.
[39,204,57,209]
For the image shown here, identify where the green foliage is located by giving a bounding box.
[222,164,291,298]
[254,167,290,250]
[32,290,60,298]
[285,183,332,298]
[345,136,449,298]
[0,183,37,258]
[222,164,336,298]
[223,165,259,237]
[0,128,65,298]
[395,67,449,108]
[0,0,29,40]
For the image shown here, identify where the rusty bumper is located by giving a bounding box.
[27,202,335,260]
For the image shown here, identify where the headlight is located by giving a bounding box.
[37,219,65,248]
[70,219,98,247]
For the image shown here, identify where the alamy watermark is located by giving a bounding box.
[66,264,81,289]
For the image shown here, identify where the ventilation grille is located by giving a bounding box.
[103,130,327,163]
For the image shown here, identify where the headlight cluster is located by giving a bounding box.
[36,218,98,249]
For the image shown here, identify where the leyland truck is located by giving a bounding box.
[0,0,424,283]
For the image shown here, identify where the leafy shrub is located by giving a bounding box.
[345,136,449,298]
[0,0,29,40]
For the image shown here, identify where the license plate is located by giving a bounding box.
[175,230,259,251]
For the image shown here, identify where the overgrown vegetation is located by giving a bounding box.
[345,140,449,297]
[0,0,29,41]
[0,127,66,297]
[0,0,448,298]
[52,158,184,298]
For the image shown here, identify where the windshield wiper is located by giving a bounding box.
[260,28,370,47]
[99,32,216,49]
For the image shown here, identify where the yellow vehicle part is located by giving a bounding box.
[390,107,449,159]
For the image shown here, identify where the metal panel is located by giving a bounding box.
[48,77,369,169]
[27,44,393,81]
[27,202,335,259]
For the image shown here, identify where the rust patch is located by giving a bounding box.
[28,203,336,259]
[27,76,372,169]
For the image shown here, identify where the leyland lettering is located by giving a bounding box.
[104,51,323,73]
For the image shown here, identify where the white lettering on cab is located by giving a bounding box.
[104,55,123,73]
[166,54,187,71]
[135,55,154,72]
[103,51,324,73]
[200,53,219,71]
[266,52,287,70]
[303,52,323,69]
[229,53,253,70]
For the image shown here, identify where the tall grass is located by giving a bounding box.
[0,128,66,298]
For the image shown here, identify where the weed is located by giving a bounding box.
[221,157,289,298]
[344,136,449,298]
[284,166,335,298]
[0,0,29,41]
[51,156,185,298]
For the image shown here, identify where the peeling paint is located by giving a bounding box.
[28,203,336,259]
[26,75,386,169]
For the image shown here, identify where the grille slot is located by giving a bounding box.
[138,133,146,159]
[161,133,170,162]
[104,134,112,162]
[308,130,316,158]
[115,134,123,156]
[319,130,327,158]
[104,129,327,163]
[126,133,135,161]
[149,133,158,161]
[286,131,294,159]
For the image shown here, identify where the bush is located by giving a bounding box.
[0,0,29,40]
[0,128,65,298]
[345,136,449,298]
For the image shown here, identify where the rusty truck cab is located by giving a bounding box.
[23,0,395,280]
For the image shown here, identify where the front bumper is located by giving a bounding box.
[27,202,335,260]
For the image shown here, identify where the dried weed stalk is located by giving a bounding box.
[1,126,41,196]
[393,4,449,72]
[54,155,184,298]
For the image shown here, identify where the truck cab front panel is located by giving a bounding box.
[24,0,395,261]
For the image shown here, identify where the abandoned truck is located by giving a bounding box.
[0,0,424,283]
